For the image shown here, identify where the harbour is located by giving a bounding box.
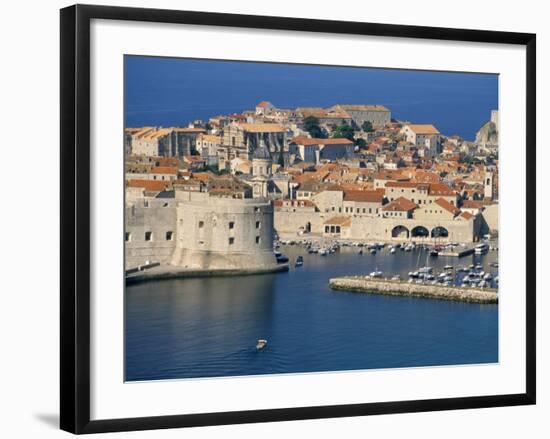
[125,240,498,381]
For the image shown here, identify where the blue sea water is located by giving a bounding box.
[125,247,498,381]
[124,56,498,141]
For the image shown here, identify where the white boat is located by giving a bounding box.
[444,265,453,270]
[418,266,433,274]
[475,243,489,254]
[391,274,401,281]
[369,270,383,278]
[256,339,268,350]
[370,248,377,255]
[390,248,396,254]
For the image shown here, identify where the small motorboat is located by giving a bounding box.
[391,274,401,281]
[390,248,396,254]
[275,253,289,263]
[370,248,377,255]
[295,256,304,267]
[429,249,439,257]
[256,339,268,350]
[444,265,453,271]
[369,270,383,278]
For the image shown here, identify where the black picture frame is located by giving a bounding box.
[60,4,536,434]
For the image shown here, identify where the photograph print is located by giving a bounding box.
[124,56,499,382]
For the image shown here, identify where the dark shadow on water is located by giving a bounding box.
[34,413,59,430]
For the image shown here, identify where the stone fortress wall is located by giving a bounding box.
[125,198,178,269]
[125,192,278,271]
[171,193,276,270]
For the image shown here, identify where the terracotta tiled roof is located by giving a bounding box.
[428,183,456,196]
[434,198,461,215]
[343,190,385,203]
[333,104,390,112]
[385,181,418,188]
[151,166,178,175]
[381,197,418,212]
[240,123,285,133]
[460,211,474,220]
[256,101,272,108]
[126,179,170,191]
[173,128,206,133]
[405,124,440,135]
[291,137,353,145]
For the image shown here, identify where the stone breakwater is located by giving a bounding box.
[329,276,498,304]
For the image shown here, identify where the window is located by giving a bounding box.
[254,207,260,212]
[229,237,235,245]
[229,221,235,229]
[165,231,173,241]
[255,221,261,229]
[125,232,131,242]
[325,225,330,233]
[198,221,204,228]
[255,236,260,244]
[145,231,152,241]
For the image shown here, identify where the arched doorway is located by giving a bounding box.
[411,225,429,238]
[431,226,449,238]
[391,225,409,239]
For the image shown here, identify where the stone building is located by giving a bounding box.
[222,122,286,158]
[250,140,272,198]
[329,104,391,128]
[255,101,275,115]
[289,137,355,163]
[295,107,352,127]
[385,181,458,206]
[130,127,205,157]
[400,124,441,156]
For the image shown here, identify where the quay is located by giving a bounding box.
[329,276,498,304]
[438,246,475,257]
[126,262,289,285]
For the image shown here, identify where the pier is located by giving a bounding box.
[329,276,498,304]
[438,246,475,257]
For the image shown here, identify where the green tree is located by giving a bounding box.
[355,138,367,148]
[332,124,355,141]
[303,116,324,138]
[361,121,374,132]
